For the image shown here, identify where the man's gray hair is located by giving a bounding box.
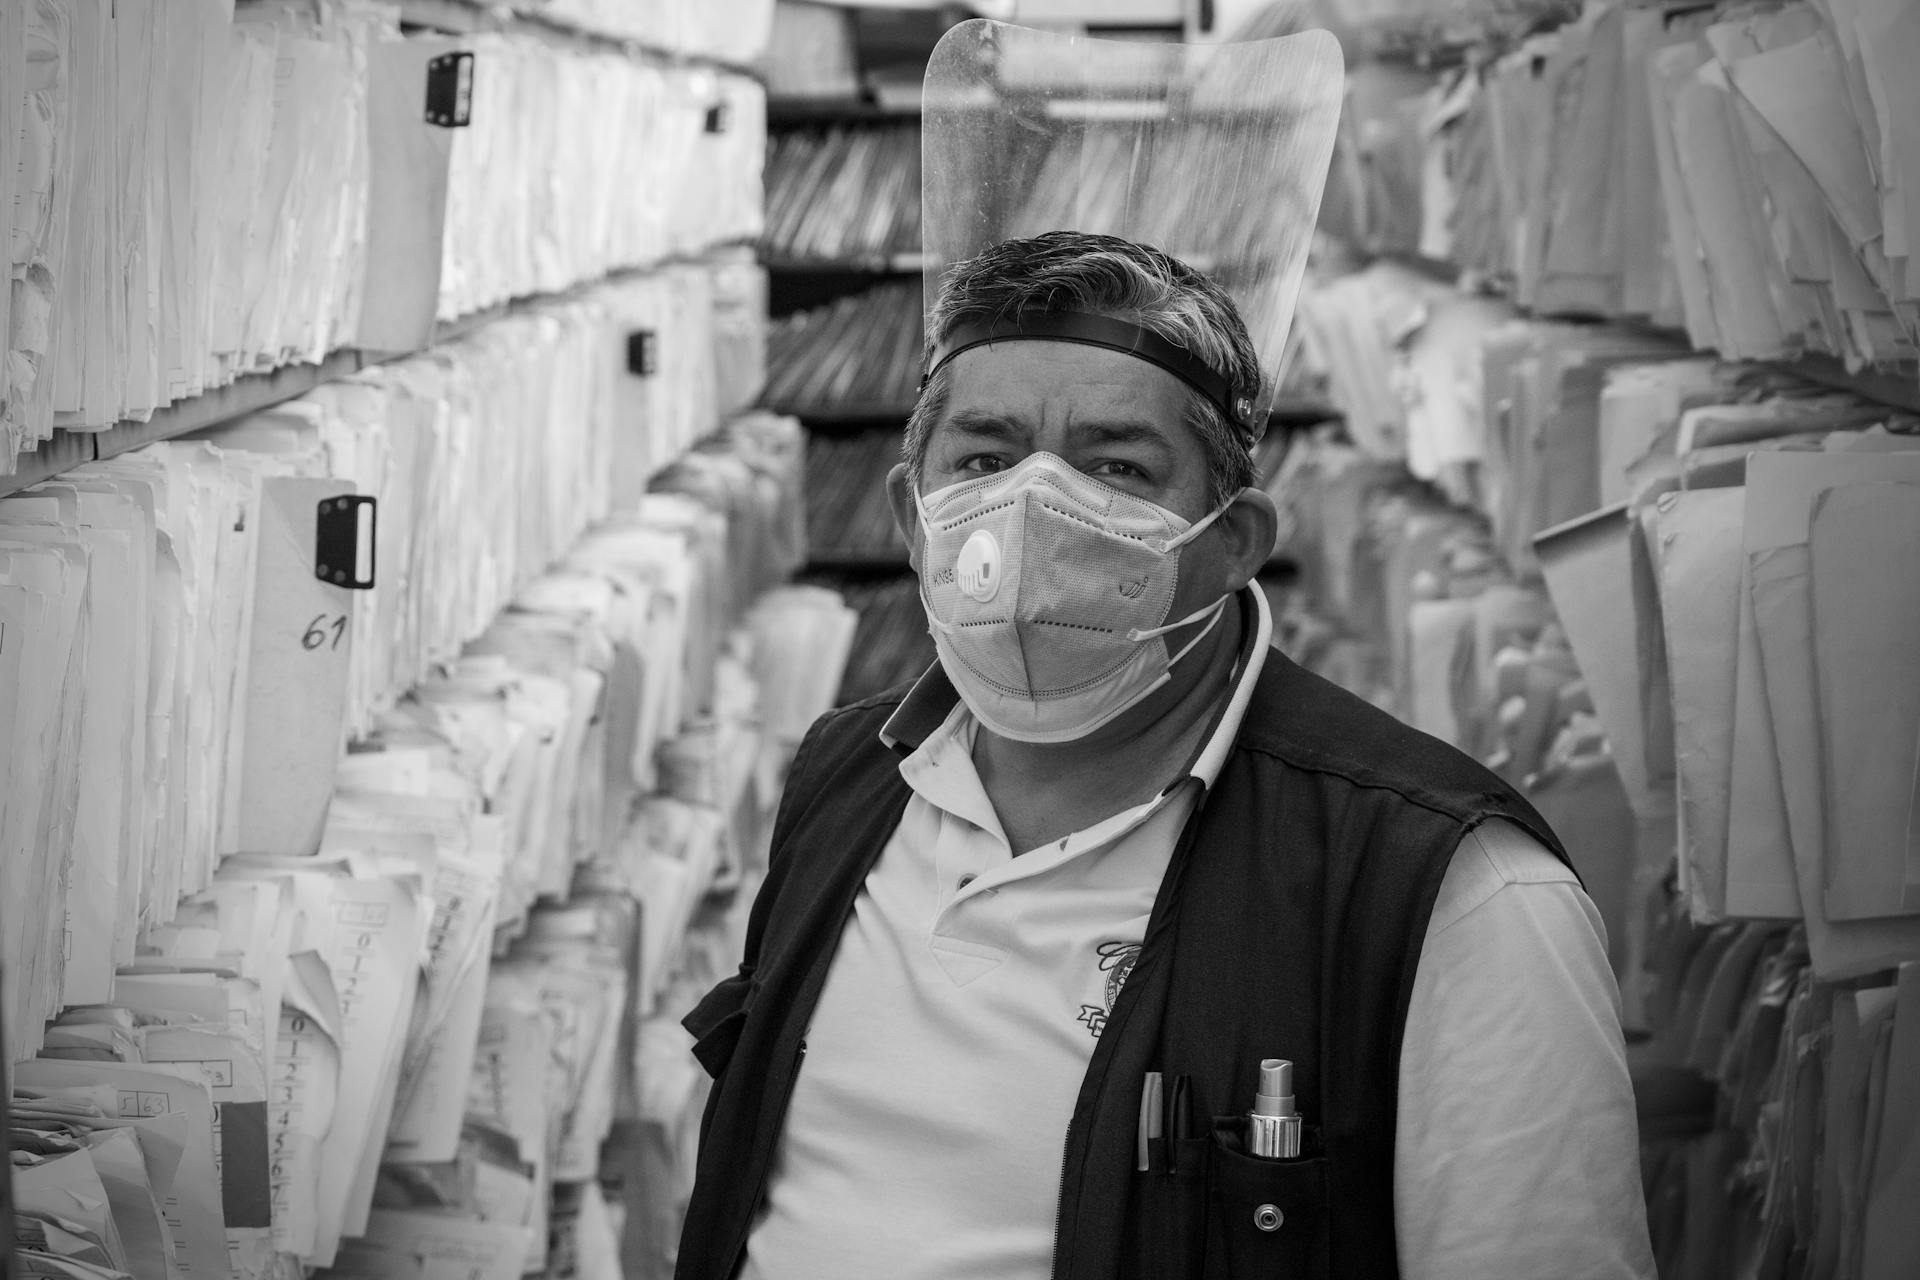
[904,231,1261,509]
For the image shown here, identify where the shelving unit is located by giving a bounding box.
[1389,252,1920,420]
[397,0,765,77]
[767,95,925,126]
[0,7,792,1276]
[1269,4,1920,1272]
[805,548,913,572]
[782,402,919,428]
[3,353,363,500]
[760,251,927,274]
[1,250,753,502]
[757,69,926,661]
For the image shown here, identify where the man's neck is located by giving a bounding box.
[969,593,1245,855]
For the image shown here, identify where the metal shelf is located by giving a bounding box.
[767,96,923,126]
[397,0,764,80]
[1784,351,1920,416]
[760,252,925,275]
[804,548,911,573]
[2,354,371,499]
[2,249,756,499]
[1267,398,1342,429]
[0,430,94,498]
[1382,251,1920,418]
[770,403,916,429]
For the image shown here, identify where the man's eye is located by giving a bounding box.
[1089,460,1145,481]
[958,455,1008,474]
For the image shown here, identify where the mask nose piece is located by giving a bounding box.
[957,529,1001,602]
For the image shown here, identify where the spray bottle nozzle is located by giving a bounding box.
[1246,1057,1303,1160]
[1253,1058,1295,1118]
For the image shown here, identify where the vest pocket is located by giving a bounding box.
[1121,1126,1328,1280]
[1203,1118,1330,1279]
[1122,1140,1210,1279]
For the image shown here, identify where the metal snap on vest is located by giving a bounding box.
[1254,1203,1284,1233]
[956,530,1001,602]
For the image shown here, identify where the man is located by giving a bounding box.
[679,233,1654,1279]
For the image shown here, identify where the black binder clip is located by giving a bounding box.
[425,52,475,128]
[315,495,377,590]
[627,331,658,377]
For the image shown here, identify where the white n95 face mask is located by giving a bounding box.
[915,452,1230,743]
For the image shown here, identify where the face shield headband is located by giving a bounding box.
[919,309,1267,447]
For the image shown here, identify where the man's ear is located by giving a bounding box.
[885,463,922,572]
[1214,486,1279,593]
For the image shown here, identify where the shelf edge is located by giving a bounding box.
[3,244,758,495]
[397,0,765,81]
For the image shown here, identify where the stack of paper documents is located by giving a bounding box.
[653,410,808,616]
[1261,426,1402,652]
[9,424,843,1280]
[1268,341,1920,1002]
[315,477,824,1276]
[810,575,931,706]
[329,262,772,734]
[1535,390,1920,971]
[1628,921,1920,1279]
[763,280,924,415]
[1295,261,1534,509]
[1476,320,1687,572]
[764,1,859,99]
[1311,59,1436,262]
[804,430,911,563]
[1292,262,1453,464]
[2,249,777,1035]
[436,39,764,322]
[514,0,776,65]
[0,431,358,1056]
[710,252,771,421]
[763,122,922,264]
[1404,0,1920,369]
[0,0,378,462]
[1,3,765,476]
[3,255,767,1071]
[614,791,785,1280]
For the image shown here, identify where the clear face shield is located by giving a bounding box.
[919,19,1345,447]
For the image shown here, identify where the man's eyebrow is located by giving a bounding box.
[1071,419,1176,449]
[936,411,1175,454]
[939,409,1027,441]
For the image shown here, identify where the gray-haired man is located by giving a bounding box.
[678,232,1652,1280]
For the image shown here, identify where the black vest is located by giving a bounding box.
[677,651,1570,1279]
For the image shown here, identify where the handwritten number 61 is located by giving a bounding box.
[302,614,348,652]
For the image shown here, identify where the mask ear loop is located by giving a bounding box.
[1158,500,1230,552]
[1121,495,1233,654]
[1126,594,1229,656]
[1126,498,1234,649]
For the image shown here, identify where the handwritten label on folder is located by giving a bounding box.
[231,478,358,857]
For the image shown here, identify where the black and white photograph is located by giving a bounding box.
[1,2,1916,1280]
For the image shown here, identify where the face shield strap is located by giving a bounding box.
[921,311,1266,446]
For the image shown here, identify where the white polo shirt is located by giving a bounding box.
[740,588,1653,1280]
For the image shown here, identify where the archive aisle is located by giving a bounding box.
[2,3,860,1280]
[1264,2,1920,1277]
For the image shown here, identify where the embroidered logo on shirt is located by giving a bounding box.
[1076,941,1142,1038]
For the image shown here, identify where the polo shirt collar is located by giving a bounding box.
[879,584,1273,791]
